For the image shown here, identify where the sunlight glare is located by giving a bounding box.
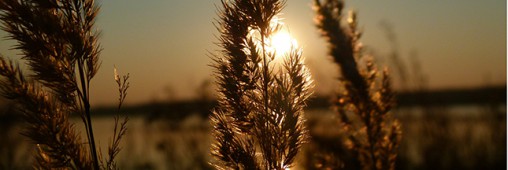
[269,30,296,57]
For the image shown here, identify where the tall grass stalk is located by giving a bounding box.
[313,0,402,169]
[0,0,128,169]
[210,0,313,169]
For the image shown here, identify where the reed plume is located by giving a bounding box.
[0,57,92,168]
[0,0,128,169]
[312,0,402,169]
[211,0,313,169]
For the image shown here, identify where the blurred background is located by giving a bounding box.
[0,0,506,169]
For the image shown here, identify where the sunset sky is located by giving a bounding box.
[0,0,505,106]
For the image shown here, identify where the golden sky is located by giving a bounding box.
[0,0,505,106]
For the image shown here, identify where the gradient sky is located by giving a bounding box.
[0,0,505,106]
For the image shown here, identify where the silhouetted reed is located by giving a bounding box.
[310,0,402,169]
[0,0,128,169]
[210,0,313,169]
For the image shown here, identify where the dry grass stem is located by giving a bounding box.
[312,0,402,169]
[0,0,128,169]
[211,0,313,169]
[100,67,130,170]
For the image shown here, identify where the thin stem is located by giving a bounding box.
[76,89,92,163]
[261,29,270,116]
[78,59,99,170]
[260,27,273,169]
[365,121,377,170]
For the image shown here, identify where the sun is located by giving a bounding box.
[269,30,297,57]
